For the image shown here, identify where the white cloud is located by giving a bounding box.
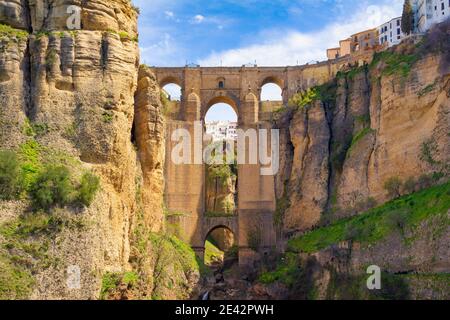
[140,33,185,67]
[193,15,205,24]
[165,11,174,18]
[199,0,403,66]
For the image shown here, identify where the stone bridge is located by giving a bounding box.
[152,60,356,267]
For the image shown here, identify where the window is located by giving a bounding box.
[218,81,224,89]
[397,20,400,26]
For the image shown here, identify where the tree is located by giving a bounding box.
[384,177,403,199]
[30,166,75,211]
[77,172,100,206]
[401,0,414,35]
[0,150,23,200]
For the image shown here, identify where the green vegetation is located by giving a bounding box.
[102,111,114,123]
[22,119,49,137]
[100,271,139,300]
[0,134,100,211]
[0,24,28,40]
[275,192,290,226]
[288,182,450,253]
[78,172,100,207]
[0,254,35,300]
[289,81,337,109]
[106,29,138,42]
[418,81,437,97]
[0,151,23,200]
[205,211,235,218]
[337,65,368,81]
[401,0,414,35]
[45,49,57,68]
[259,253,301,286]
[348,127,374,154]
[0,212,87,299]
[326,271,410,300]
[30,166,74,211]
[370,51,419,78]
[259,184,449,299]
[355,114,371,127]
[420,138,439,166]
[148,233,209,299]
[208,163,234,183]
[204,238,224,266]
[384,176,403,199]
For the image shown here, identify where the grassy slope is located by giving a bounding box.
[261,182,450,287]
[288,182,450,253]
[204,238,224,266]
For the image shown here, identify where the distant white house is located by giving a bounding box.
[379,17,405,47]
[205,121,238,142]
[412,0,450,33]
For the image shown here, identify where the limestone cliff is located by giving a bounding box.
[263,24,450,300]
[276,28,450,233]
[0,0,200,300]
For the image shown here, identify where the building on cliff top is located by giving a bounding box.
[379,17,406,47]
[326,29,379,60]
[327,1,450,60]
[412,0,450,33]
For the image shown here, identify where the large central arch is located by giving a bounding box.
[203,95,239,121]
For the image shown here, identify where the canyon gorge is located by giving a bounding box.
[0,0,448,300]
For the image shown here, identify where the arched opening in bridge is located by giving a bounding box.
[204,101,238,218]
[204,226,237,271]
[261,83,282,101]
[162,83,182,101]
[260,80,283,116]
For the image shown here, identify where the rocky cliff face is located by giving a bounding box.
[0,0,200,300]
[205,163,237,215]
[265,27,450,300]
[276,36,450,233]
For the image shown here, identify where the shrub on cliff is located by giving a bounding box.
[0,150,24,200]
[384,177,403,199]
[30,166,75,211]
[77,172,100,206]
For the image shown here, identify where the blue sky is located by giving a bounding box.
[133,0,403,120]
[132,0,403,67]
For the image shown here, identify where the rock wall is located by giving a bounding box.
[0,0,138,36]
[134,65,165,233]
[205,164,237,215]
[276,41,450,233]
[0,0,198,300]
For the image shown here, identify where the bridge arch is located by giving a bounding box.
[159,76,182,88]
[203,221,239,267]
[260,76,284,90]
[202,95,240,121]
[204,225,234,243]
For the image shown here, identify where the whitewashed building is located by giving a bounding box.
[205,121,238,141]
[379,17,406,47]
[413,0,450,33]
